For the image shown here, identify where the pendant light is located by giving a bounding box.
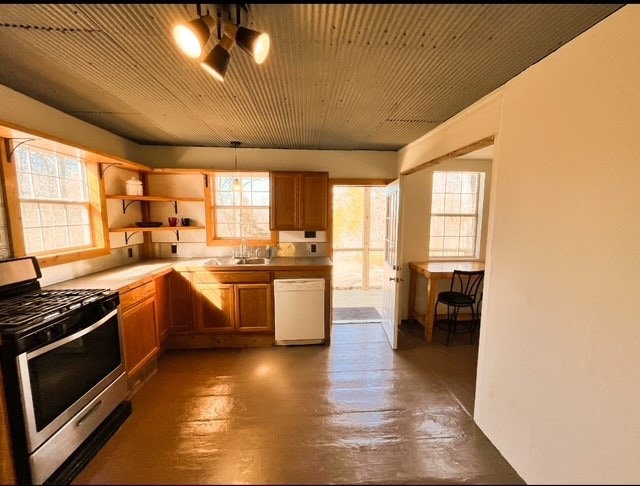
[231,141,242,192]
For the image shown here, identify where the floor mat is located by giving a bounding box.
[333,306,381,323]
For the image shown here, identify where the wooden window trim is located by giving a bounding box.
[428,171,484,260]
[205,172,277,247]
[1,138,110,267]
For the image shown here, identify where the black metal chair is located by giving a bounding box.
[434,270,485,346]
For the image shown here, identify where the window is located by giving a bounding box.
[2,138,109,266]
[429,171,485,258]
[209,172,273,242]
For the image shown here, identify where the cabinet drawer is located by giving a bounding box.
[119,279,155,310]
[193,271,270,284]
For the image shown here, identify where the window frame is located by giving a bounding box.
[205,171,276,246]
[428,170,486,260]
[1,135,110,268]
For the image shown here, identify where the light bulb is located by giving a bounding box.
[173,17,210,59]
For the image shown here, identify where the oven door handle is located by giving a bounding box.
[26,307,119,360]
[76,400,103,427]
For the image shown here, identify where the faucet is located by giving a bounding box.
[239,239,248,258]
[255,246,271,259]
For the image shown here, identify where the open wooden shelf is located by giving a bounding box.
[109,226,204,232]
[106,195,203,202]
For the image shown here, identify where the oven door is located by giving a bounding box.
[16,306,125,453]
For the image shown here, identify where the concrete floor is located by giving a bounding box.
[74,321,524,485]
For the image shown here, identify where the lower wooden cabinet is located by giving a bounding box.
[0,370,16,484]
[166,270,274,348]
[119,278,159,378]
[235,283,273,332]
[154,272,171,345]
[168,270,194,334]
[194,282,273,333]
[195,283,235,332]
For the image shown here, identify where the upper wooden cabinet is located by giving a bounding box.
[270,171,328,230]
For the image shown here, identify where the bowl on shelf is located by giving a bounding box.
[135,221,162,227]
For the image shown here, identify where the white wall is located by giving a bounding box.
[133,145,397,179]
[399,5,640,484]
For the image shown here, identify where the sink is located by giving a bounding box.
[205,257,271,266]
[233,257,271,265]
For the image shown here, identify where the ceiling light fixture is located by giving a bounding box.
[174,4,270,82]
[172,5,212,59]
[201,34,234,82]
[231,141,242,192]
[224,23,270,65]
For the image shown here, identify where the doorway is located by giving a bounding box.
[331,185,386,323]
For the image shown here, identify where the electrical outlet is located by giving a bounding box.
[127,247,133,258]
[171,244,177,254]
[311,244,317,253]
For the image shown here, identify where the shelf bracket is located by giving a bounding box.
[173,230,180,241]
[170,201,178,213]
[122,199,138,214]
[124,231,139,245]
[99,162,121,179]
[6,138,36,162]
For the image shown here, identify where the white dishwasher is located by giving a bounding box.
[274,278,325,345]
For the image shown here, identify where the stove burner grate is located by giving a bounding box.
[0,288,111,328]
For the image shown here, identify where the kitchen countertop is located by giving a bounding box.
[174,256,333,272]
[45,257,333,292]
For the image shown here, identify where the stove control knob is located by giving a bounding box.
[39,329,54,343]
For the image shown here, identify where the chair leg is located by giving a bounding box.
[447,306,459,347]
[469,309,474,344]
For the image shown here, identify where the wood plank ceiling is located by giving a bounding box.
[0,4,623,151]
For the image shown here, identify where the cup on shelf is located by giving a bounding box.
[181,218,191,226]
[168,217,178,227]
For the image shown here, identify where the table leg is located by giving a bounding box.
[408,268,417,321]
[425,277,438,343]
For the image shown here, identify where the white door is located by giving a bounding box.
[381,179,402,349]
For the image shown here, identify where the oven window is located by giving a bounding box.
[28,314,122,431]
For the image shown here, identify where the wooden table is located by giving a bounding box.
[408,261,485,343]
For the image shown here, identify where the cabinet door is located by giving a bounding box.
[300,172,328,230]
[154,273,171,343]
[235,283,273,332]
[195,283,235,333]
[270,172,299,230]
[169,271,194,334]
[121,296,159,377]
[0,370,16,484]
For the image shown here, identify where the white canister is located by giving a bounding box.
[125,177,143,196]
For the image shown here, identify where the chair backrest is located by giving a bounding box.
[450,270,485,302]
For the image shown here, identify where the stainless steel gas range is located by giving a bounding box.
[0,256,131,485]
